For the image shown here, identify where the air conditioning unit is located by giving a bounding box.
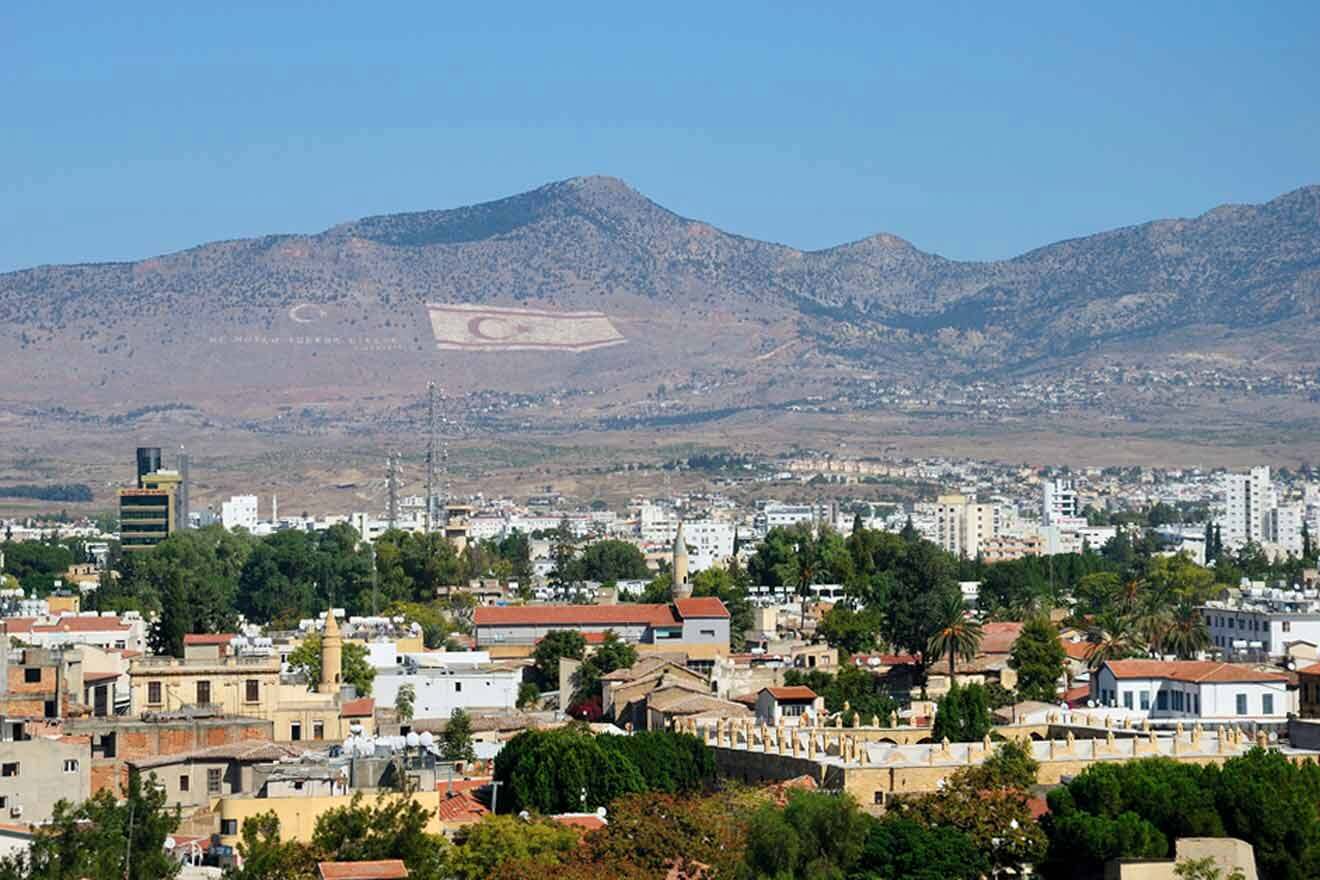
[10,805,22,818]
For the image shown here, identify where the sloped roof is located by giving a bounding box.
[672,597,730,619]
[1105,660,1288,683]
[317,861,410,880]
[183,633,235,646]
[436,791,488,823]
[2,616,131,634]
[978,622,1024,655]
[129,740,305,769]
[550,813,607,831]
[339,697,375,718]
[762,686,817,701]
[474,604,678,627]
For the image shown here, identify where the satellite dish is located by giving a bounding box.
[164,837,176,851]
[406,732,421,748]
[419,732,434,748]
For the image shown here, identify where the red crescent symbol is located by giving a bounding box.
[468,316,519,341]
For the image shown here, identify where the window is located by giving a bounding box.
[245,679,260,703]
[313,721,324,740]
[782,703,806,717]
[1263,694,1275,715]
[455,682,462,693]
[63,760,78,773]
[1229,618,1235,629]
[220,819,238,836]
[147,681,162,705]
[1140,691,1150,711]
[179,774,190,792]
[1236,693,1248,715]
[0,796,7,808]
[700,629,716,638]
[1123,691,1133,709]
[208,768,222,794]
[1173,691,1184,712]
[1157,691,1169,711]
[1193,693,1200,715]
[1,763,18,777]
[23,668,41,684]
[290,722,302,742]
[196,681,211,705]
[1284,621,1292,633]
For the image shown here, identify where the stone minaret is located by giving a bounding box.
[672,521,692,599]
[319,609,342,695]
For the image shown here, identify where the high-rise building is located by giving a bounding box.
[120,448,182,552]
[932,494,1002,558]
[220,495,259,532]
[135,447,162,488]
[1042,478,1080,526]
[1220,467,1272,550]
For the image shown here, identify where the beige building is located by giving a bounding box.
[934,494,1003,558]
[129,624,375,744]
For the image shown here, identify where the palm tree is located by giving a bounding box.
[927,593,984,678]
[1163,601,1211,660]
[1085,611,1138,672]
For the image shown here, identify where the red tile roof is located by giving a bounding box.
[1297,662,1320,676]
[1062,685,1091,706]
[1104,660,1289,683]
[763,686,817,701]
[436,777,491,795]
[673,597,730,619]
[436,791,488,823]
[83,671,121,684]
[474,604,679,627]
[978,622,1024,655]
[317,861,410,880]
[339,697,375,718]
[183,633,235,646]
[1062,640,1093,662]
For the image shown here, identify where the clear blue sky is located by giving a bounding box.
[3,2,1318,272]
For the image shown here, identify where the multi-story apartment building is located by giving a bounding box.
[931,494,1002,558]
[1220,466,1273,550]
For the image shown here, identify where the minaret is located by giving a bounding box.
[319,609,342,695]
[671,521,691,600]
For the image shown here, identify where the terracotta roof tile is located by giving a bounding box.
[183,633,236,646]
[436,792,488,823]
[1104,660,1288,683]
[317,861,410,880]
[763,686,817,701]
[550,813,607,831]
[672,597,730,619]
[339,697,375,718]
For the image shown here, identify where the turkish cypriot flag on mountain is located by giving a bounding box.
[427,303,626,352]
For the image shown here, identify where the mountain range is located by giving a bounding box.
[2,176,1318,464]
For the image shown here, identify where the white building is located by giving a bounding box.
[0,613,148,655]
[220,495,259,532]
[1091,660,1291,721]
[675,520,736,572]
[1042,478,1080,526]
[1266,503,1305,558]
[1220,466,1273,550]
[370,650,520,721]
[1203,602,1320,660]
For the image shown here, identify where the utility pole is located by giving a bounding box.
[489,779,503,816]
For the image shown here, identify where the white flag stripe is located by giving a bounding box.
[427,304,626,353]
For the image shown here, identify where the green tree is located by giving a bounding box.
[572,540,649,582]
[395,683,415,723]
[516,682,540,709]
[1212,747,1320,880]
[926,593,983,677]
[531,629,587,690]
[1010,616,1066,702]
[595,732,715,794]
[1085,611,1140,672]
[311,793,448,880]
[744,789,870,880]
[932,682,991,742]
[905,780,1048,875]
[441,708,477,764]
[493,728,646,814]
[448,815,580,880]
[816,605,883,655]
[857,816,989,880]
[548,519,579,591]
[287,633,376,696]
[1175,857,1247,880]
[5,768,181,880]
[1163,601,1211,660]
[225,813,317,880]
[573,630,638,705]
[959,739,1039,790]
